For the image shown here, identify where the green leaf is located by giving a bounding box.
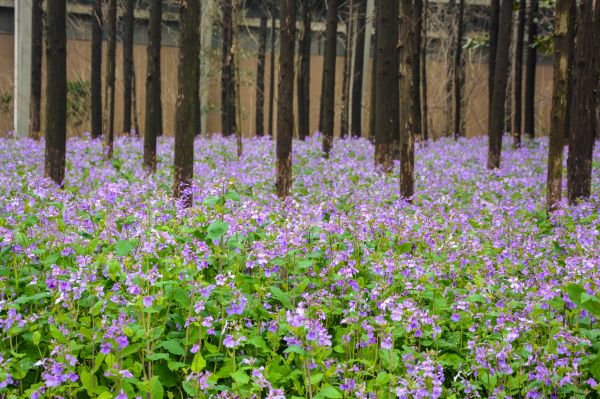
[158,340,184,356]
[438,352,465,368]
[206,220,229,241]
[319,384,342,398]
[32,331,41,346]
[230,370,249,385]
[191,352,206,373]
[284,345,307,356]
[566,283,585,307]
[581,293,600,317]
[115,239,137,256]
[269,286,293,309]
[310,373,324,385]
[588,356,600,380]
[80,369,94,395]
[224,191,241,202]
[375,371,390,386]
[151,376,164,399]
[148,353,170,361]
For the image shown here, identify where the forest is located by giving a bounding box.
[0,0,599,398]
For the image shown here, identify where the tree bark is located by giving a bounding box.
[488,0,500,128]
[276,0,296,198]
[221,0,236,137]
[421,0,429,143]
[512,0,526,148]
[487,0,513,169]
[321,0,338,157]
[143,0,162,172]
[268,3,276,137]
[194,1,202,136]
[174,0,200,207]
[567,0,597,203]
[368,1,378,143]
[256,1,268,136]
[453,0,465,139]
[103,0,117,159]
[340,1,353,139]
[445,0,456,135]
[91,0,102,140]
[30,0,43,140]
[297,0,311,140]
[44,0,67,186]
[374,0,398,171]
[524,0,538,139]
[351,0,366,138]
[399,0,415,198]
[412,0,423,142]
[122,0,135,135]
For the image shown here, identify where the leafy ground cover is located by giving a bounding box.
[0,135,599,399]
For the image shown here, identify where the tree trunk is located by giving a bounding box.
[268,4,276,137]
[445,0,456,135]
[221,0,236,137]
[453,0,464,139]
[44,0,67,186]
[488,0,500,128]
[276,0,296,198]
[194,1,202,136]
[143,0,162,172]
[122,0,135,135]
[30,0,43,140]
[103,0,117,159]
[340,1,353,139]
[412,0,423,142]
[297,0,311,140]
[399,0,415,198]
[512,0,526,148]
[91,0,102,140]
[232,0,242,155]
[567,0,597,203]
[487,0,513,169]
[351,0,366,138]
[524,0,538,139]
[132,66,140,137]
[256,1,268,136]
[174,0,200,207]
[368,2,378,143]
[421,0,429,143]
[374,0,399,171]
[546,0,573,211]
[321,0,338,157]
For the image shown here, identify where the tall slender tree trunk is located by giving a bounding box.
[340,1,353,139]
[297,0,311,140]
[143,0,162,172]
[103,0,117,159]
[487,0,513,169]
[351,0,366,138]
[524,0,538,139]
[321,0,338,157]
[132,67,140,136]
[276,0,296,198]
[44,0,67,186]
[232,0,242,156]
[488,0,500,129]
[122,0,135,135]
[194,1,202,136]
[445,0,456,135]
[256,1,268,136]
[221,0,236,137]
[399,0,415,198]
[567,0,597,203]
[453,0,465,139]
[412,0,423,142]
[30,0,43,140]
[421,0,429,143]
[546,0,574,211]
[374,0,398,171]
[368,2,378,143]
[268,4,276,137]
[512,0,526,148]
[91,0,103,140]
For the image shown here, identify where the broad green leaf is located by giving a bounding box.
[191,352,206,372]
[269,286,293,309]
[310,373,323,385]
[115,239,137,257]
[158,340,184,356]
[207,220,229,241]
[230,370,249,385]
[319,384,342,398]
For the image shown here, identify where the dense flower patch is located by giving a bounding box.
[0,134,599,399]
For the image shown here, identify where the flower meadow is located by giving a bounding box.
[1,134,599,399]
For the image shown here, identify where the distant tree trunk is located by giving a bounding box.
[412,0,423,142]
[421,0,429,143]
[453,0,464,139]
[103,0,117,159]
[512,0,526,148]
[368,2,378,143]
[524,0,538,139]
[91,0,102,140]
[194,1,202,136]
[399,0,415,198]
[567,0,597,203]
[321,0,338,157]
[488,0,500,128]
[221,0,236,137]
[232,0,242,155]
[268,4,276,137]
[351,0,366,138]
[29,0,43,140]
[374,0,398,171]
[445,0,456,135]
[132,67,140,136]
[546,0,574,211]
[256,1,268,136]
[143,0,162,172]
[340,1,353,138]
[122,0,135,135]
[276,0,296,198]
[487,0,513,169]
[297,0,311,140]
[44,0,67,186]
[174,0,200,207]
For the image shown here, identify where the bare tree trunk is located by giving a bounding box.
[399,0,415,198]
[487,0,513,169]
[321,0,338,157]
[44,0,67,186]
[297,0,311,140]
[132,66,140,137]
[546,0,573,211]
[143,0,162,172]
[512,0,526,148]
[453,0,464,139]
[412,0,423,142]
[91,0,102,140]
[194,1,202,136]
[276,0,296,198]
[488,0,500,128]
[567,0,597,203]
[221,0,236,137]
[174,0,200,207]
[421,0,429,144]
[103,0,117,159]
[524,0,538,139]
[351,0,366,138]
[374,0,398,171]
[233,0,242,156]
[268,3,276,137]
[30,0,43,140]
[340,1,354,139]
[368,1,378,143]
[122,0,135,135]
[445,0,456,135]
[256,1,268,136]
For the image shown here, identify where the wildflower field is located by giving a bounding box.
[1,135,599,399]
